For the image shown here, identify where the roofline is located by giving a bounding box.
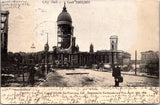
[110,35,118,39]
[1,11,9,15]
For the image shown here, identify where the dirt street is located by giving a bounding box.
[37,69,159,87]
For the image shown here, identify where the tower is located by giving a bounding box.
[76,45,79,52]
[44,33,49,52]
[110,35,118,64]
[90,43,94,53]
[110,35,118,51]
[57,3,74,52]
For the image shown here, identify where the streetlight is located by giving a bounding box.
[31,43,36,64]
[25,43,36,86]
[31,43,36,52]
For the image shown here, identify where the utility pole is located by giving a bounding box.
[44,33,49,74]
[135,50,137,75]
[23,67,25,86]
[47,33,48,74]
[29,43,36,85]
[112,51,114,68]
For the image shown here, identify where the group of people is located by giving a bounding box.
[28,65,36,86]
[28,64,50,86]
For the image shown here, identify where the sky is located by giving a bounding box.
[1,0,159,59]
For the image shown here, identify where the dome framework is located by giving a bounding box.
[57,3,72,23]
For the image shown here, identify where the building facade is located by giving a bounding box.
[56,3,78,53]
[1,11,9,64]
[45,4,131,68]
[19,4,131,69]
[141,50,159,64]
[140,50,159,74]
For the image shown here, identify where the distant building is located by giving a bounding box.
[1,10,9,63]
[19,4,131,69]
[141,50,159,64]
[56,3,77,53]
[140,51,159,74]
[43,4,131,68]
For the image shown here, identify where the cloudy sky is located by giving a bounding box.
[1,0,159,59]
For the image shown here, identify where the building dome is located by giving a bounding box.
[57,3,72,22]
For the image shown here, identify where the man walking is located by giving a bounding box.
[112,64,122,87]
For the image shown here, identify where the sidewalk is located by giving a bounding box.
[93,68,159,79]
[121,71,159,79]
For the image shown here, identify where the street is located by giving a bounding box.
[37,69,159,87]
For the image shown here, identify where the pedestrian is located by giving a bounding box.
[41,64,45,76]
[101,61,104,71]
[98,62,101,71]
[47,64,50,72]
[112,64,122,87]
[28,65,36,86]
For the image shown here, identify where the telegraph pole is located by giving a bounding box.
[112,51,114,68]
[135,50,137,75]
[44,33,49,74]
[47,33,48,74]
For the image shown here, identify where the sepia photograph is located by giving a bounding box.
[1,0,159,104]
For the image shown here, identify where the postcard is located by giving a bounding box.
[1,0,159,104]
